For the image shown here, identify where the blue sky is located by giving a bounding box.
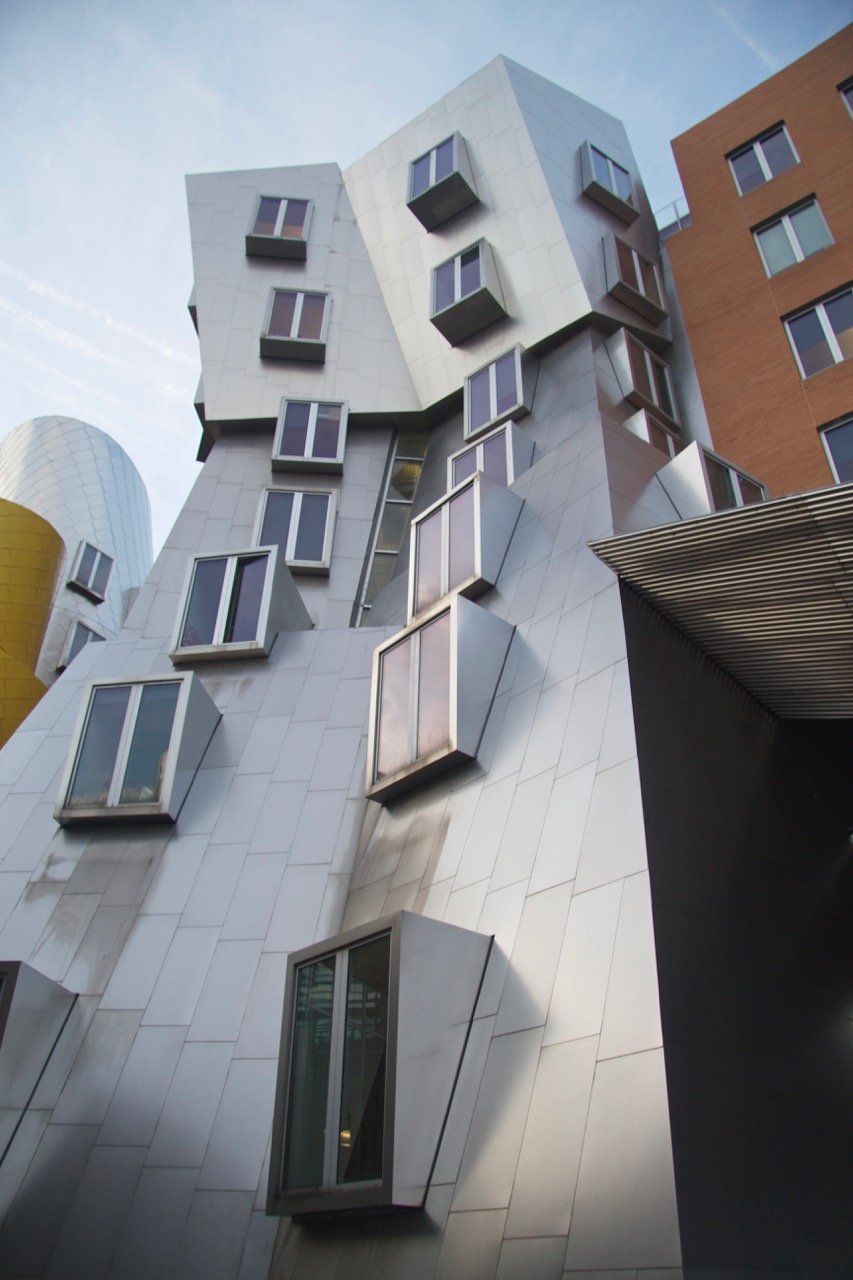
[0,0,849,548]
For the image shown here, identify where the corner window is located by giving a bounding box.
[430,240,507,345]
[753,200,832,275]
[407,133,479,231]
[260,289,330,361]
[246,196,312,260]
[603,235,667,323]
[58,621,105,671]
[703,451,766,511]
[273,399,347,473]
[367,594,513,802]
[448,421,534,489]
[785,289,852,377]
[268,911,491,1219]
[256,488,335,574]
[67,541,114,602]
[728,125,798,195]
[580,141,638,223]
[55,673,220,825]
[464,347,529,439]
[623,408,682,459]
[821,417,853,484]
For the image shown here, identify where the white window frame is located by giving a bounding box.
[54,673,220,825]
[67,540,114,602]
[820,416,853,484]
[727,125,799,195]
[57,620,106,672]
[753,200,832,276]
[447,421,534,489]
[260,289,331,361]
[250,195,312,241]
[255,487,337,574]
[409,137,456,199]
[784,289,852,378]
[272,398,348,473]
[171,548,279,661]
[464,346,529,440]
[431,243,483,315]
[406,132,479,231]
[580,141,639,224]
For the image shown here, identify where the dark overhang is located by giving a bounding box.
[590,484,853,718]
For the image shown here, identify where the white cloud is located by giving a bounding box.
[708,1,779,71]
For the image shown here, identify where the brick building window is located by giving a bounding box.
[728,125,798,195]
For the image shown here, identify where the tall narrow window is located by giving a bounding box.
[273,400,347,472]
[413,485,475,614]
[465,347,528,439]
[728,125,798,195]
[375,613,451,781]
[68,541,114,602]
[754,200,832,276]
[257,489,335,573]
[785,289,853,377]
[261,290,330,361]
[172,549,280,659]
[604,235,667,323]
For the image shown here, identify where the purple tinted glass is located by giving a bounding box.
[260,491,294,550]
[415,509,442,614]
[75,542,97,587]
[788,310,833,376]
[269,291,297,337]
[377,637,411,778]
[411,154,431,198]
[298,293,326,341]
[482,431,508,485]
[452,446,478,486]
[225,555,266,643]
[434,138,454,183]
[459,247,480,298]
[416,612,450,759]
[434,261,455,313]
[468,367,491,431]
[313,404,342,459]
[494,353,518,416]
[761,127,796,178]
[281,199,308,238]
[448,485,475,591]
[293,493,329,562]
[253,197,280,236]
[730,147,764,194]
[280,402,311,457]
[91,552,114,598]
[825,291,853,358]
[181,556,227,646]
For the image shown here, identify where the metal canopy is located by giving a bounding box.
[590,485,853,719]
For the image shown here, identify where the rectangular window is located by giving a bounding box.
[703,452,766,511]
[58,621,105,671]
[448,422,533,489]
[260,290,330,361]
[625,334,678,424]
[728,125,798,195]
[172,549,278,659]
[821,417,853,484]
[603,234,667,323]
[580,142,638,223]
[429,239,507,345]
[246,196,312,259]
[256,488,335,573]
[591,146,633,205]
[410,138,455,199]
[464,347,529,439]
[754,200,832,275]
[407,133,479,230]
[375,612,451,781]
[623,408,682,459]
[273,399,347,472]
[355,429,428,626]
[785,288,853,377]
[67,541,114,602]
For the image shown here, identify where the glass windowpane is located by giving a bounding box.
[824,421,853,483]
[651,359,674,418]
[639,256,661,305]
[375,501,409,552]
[482,431,508,485]
[705,456,737,512]
[411,154,431,198]
[738,476,765,505]
[337,935,389,1184]
[387,460,421,503]
[181,556,227,647]
[75,542,97,587]
[627,339,653,401]
[260,491,294,551]
[416,612,450,759]
[789,203,830,258]
[269,291,296,337]
[119,683,180,805]
[91,552,113,598]
[281,199,308,238]
[648,419,674,455]
[762,127,796,178]
[224,555,266,643]
[293,493,329,562]
[616,239,639,291]
[284,957,336,1190]
[468,367,491,430]
[613,162,633,204]
[254,197,280,236]
[376,637,411,777]
[414,510,442,613]
[452,446,477,486]
[824,291,853,359]
[494,352,518,416]
[67,685,130,808]
[313,404,342,459]
[789,310,833,376]
[362,554,396,612]
[731,147,764,194]
[68,623,100,665]
[434,138,454,184]
[298,293,326,341]
[459,247,481,298]
[757,221,797,275]
[590,146,611,188]
[447,485,475,592]
[434,260,455,313]
[279,402,311,457]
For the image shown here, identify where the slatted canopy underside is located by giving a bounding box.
[590,484,853,719]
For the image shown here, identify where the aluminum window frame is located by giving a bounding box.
[57,620,106,672]
[463,346,530,441]
[580,141,639,224]
[406,132,479,231]
[752,199,833,276]
[260,289,331,362]
[625,333,679,426]
[429,239,507,345]
[784,288,852,378]
[67,540,114,603]
[447,421,533,489]
[170,547,280,662]
[409,137,457,200]
[727,124,799,195]
[603,233,667,324]
[431,242,482,314]
[622,408,682,459]
[820,416,853,485]
[272,398,348,473]
[245,195,313,260]
[255,486,337,575]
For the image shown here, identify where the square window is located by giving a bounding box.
[785,288,852,377]
[246,196,312,259]
[55,673,220,825]
[727,125,798,195]
[268,910,491,1218]
[603,234,667,324]
[580,141,639,224]
[367,594,513,802]
[607,329,679,427]
[821,417,853,484]
[753,200,832,276]
[407,133,479,230]
[67,541,114,602]
[57,621,105,672]
[429,240,507,345]
[171,546,310,663]
[409,472,522,619]
[448,421,534,489]
[464,347,531,440]
[272,399,348,473]
[260,289,330,361]
[256,488,336,574]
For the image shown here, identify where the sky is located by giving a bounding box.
[0,0,849,552]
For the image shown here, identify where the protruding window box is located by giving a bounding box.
[246,196,312,260]
[272,399,347,473]
[260,289,330,362]
[67,541,114,603]
[607,328,680,430]
[0,964,75,1156]
[408,472,522,620]
[603,234,667,325]
[430,240,507,346]
[367,595,514,803]
[55,673,220,826]
[57,620,106,672]
[464,346,533,440]
[622,408,682,459]
[407,133,479,231]
[449,421,534,489]
[580,141,639,224]
[170,547,311,664]
[657,441,766,519]
[267,910,492,1219]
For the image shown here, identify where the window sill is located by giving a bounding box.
[407,171,479,232]
[583,177,639,225]
[608,278,667,325]
[170,638,273,664]
[260,335,326,362]
[246,233,307,261]
[430,287,507,346]
[55,801,177,827]
[66,580,107,604]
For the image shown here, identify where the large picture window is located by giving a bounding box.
[273,399,347,473]
[256,488,335,573]
[246,195,312,259]
[260,289,330,361]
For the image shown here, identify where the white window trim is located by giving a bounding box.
[753,200,832,276]
[255,487,337,574]
[250,195,312,241]
[728,125,799,195]
[272,398,348,473]
[171,548,278,661]
[784,291,851,378]
[265,289,329,341]
[67,540,114,602]
[57,620,106,672]
[464,346,529,440]
[819,416,853,484]
[432,243,482,315]
[409,137,456,199]
[260,290,331,361]
[448,422,530,489]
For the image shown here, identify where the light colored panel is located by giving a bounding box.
[98,1025,186,1145]
[0,1122,97,1276]
[146,1041,233,1168]
[221,854,286,940]
[598,870,663,1058]
[495,1235,566,1279]
[181,845,246,927]
[474,881,527,1018]
[188,940,262,1042]
[494,881,573,1035]
[435,1208,506,1280]
[490,768,555,891]
[44,1145,147,1280]
[529,761,595,893]
[198,1058,278,1191]
[234,952,287,1059]
[100,914,178,1010]
[574,759,648,893]
[455,775,515,890]
[141,834,208,915]
[52,1009,142,1124]
[142,927,220,1026]
[107,1167,198,1280]
[265,865,329,951]
[544,880,623,1046]
[556,667,613,777]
